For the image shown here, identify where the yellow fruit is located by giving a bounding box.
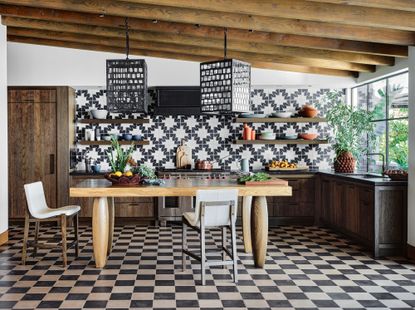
[114,171,122,177]
[124,171,133,177]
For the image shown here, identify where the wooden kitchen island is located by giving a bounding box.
[70,178,292,268]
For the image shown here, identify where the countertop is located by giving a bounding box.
[70,169,407,186]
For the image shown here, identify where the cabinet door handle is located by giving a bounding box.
[49,154,55,174]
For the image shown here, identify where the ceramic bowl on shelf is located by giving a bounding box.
[123,133,133,141]
[239,112,266,118]
[259,131,276,140]
[132,134,142,141]
[90,109,108,119]
[299,133,318,140]
[101,134,112,141]
[271,111,293,118]
[283,134,298,140]
[298,105,318,118]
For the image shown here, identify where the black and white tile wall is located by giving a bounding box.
[74,87,342,171]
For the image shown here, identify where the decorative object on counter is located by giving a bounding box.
[176,140,192,169]
[271,111,294,118]
[105,136,140,186]
[383,169,408,181]
[106,17,147,113]
[132,163,165,185]
[195,160,213,170]
[91,164,101,173]
[200,28,251,114]
[298,104,319,118]
[267,160,309,171]
[90,109,108,120]
[298,133,318,140]
[240,158,250,173]
[84,156,91,173]
[326,91,375,173]
[237,172,288,186]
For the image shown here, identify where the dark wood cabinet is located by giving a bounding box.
[318,174,406,257]
[8,87,74,220]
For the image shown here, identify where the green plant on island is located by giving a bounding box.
[106,136,134,176]
[237,172,271,184]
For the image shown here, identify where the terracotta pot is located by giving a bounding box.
[333,151,356,173]
[299,104,318,118]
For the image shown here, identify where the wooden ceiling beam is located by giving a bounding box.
[0,1,413,45]
[125,0,415,31]
[7,27,373,72]
[0,4,407,57]
[306,0,415,12]
[7,35,356,77]
[1,16,394,66]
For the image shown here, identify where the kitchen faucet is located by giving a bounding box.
[367,153,385,174]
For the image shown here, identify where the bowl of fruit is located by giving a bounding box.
[104,136,141,186]
[267,160,309,171]
[383,169,408,181]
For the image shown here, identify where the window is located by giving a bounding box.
[351,71,408,173]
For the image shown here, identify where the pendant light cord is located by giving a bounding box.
[125,17,130,60]
[224,28,228,59]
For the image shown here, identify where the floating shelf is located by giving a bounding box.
[234,139,329,145]
[77,118,149,124]
[77,140,150,146]
[235,117,327,123]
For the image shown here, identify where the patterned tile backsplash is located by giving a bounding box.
[74,87,343,171]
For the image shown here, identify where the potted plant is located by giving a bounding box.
[326,91,375,173]
[105,136,141,186]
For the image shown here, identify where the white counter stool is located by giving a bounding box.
[182,189,238,285]
[23,181,81,267]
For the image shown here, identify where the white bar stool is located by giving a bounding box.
[23,181,81,267]
[182,189,238,285]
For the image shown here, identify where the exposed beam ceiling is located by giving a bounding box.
[0,1,413,77]
[0,0,413,44]
[2,17,394,66]
[124,0,415,31]
[0,4,407,57]
[8,35,356,77]
[7,27,374,72]
[306,0,415,12]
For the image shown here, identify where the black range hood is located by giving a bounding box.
[152,86,201,116]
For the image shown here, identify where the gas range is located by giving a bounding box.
[157,168,232,179]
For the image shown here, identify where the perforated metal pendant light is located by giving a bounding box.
[106,17,148,113]
[200,28,251,114]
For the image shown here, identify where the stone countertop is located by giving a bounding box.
[318,171,408,186]
[70,169,408,186]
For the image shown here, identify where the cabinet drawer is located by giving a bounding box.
[114,202,154,217]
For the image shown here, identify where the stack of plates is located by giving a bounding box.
[260,132,275,140]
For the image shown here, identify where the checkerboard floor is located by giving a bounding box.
[1,224,415,310]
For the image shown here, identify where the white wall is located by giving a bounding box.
[7,42,355,88]
[0,17,8,236]
[408,47,415,247]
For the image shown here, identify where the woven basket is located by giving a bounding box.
[104,173,141,186]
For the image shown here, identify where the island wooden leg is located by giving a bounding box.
[107,197,115,255]
[251,196,268,268]
[92,197,109,268]
[242,196,252,253]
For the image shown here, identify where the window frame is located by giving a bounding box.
[351,70,409,172]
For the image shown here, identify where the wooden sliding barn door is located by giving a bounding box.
[8,89,57,218]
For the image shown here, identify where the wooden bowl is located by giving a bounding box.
[299,108,318,118]
[299,133,318,140]
[104,173,141,186]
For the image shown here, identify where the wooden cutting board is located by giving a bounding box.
[176,142,192,169]
[244,178,288,186]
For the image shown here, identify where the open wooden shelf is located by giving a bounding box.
[234,139,329,145]
[235,117,327,123]
[77,140,150,146]
[77,118,149,124]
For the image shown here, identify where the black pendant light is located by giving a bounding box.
[200,28,251,114]
[106,17,148,113]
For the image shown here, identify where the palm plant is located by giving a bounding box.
[106,136,134,173]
